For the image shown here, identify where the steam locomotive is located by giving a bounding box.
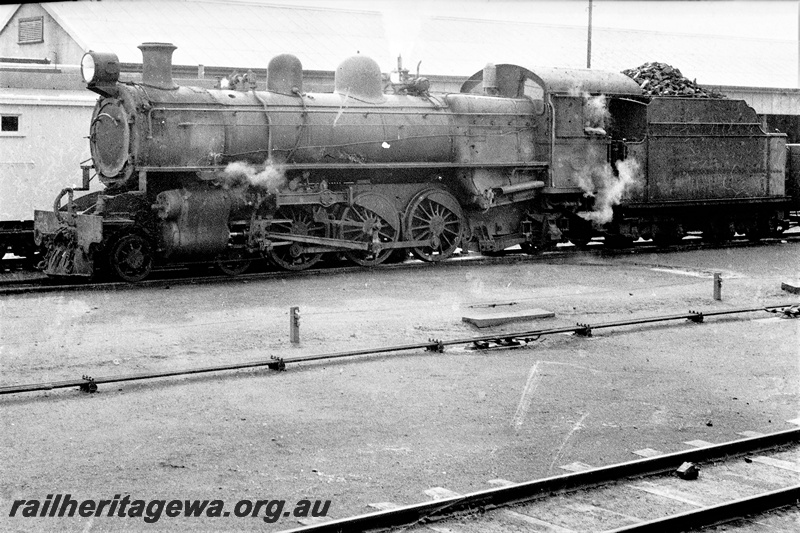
[34,43,797,282]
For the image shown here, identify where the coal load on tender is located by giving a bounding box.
[622,62,725,98]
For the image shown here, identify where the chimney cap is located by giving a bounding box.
[138,42,177,90]
[138,42,177,51]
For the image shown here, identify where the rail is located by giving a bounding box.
[278,428,800,533]
[0,303,796,396]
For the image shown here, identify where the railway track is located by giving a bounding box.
[1,302,796,396]
[280,429,800,533]
[1,234,798,295]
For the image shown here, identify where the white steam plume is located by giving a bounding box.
[583,93,610,130]
[577,156,642,225]
[220,161,287,193]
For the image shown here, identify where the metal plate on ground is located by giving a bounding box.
[462,308,555,328]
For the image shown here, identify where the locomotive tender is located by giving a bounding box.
[34,43,794,281]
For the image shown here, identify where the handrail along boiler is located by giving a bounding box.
[33,43,795,281]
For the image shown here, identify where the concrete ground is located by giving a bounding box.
[1,242,798,532]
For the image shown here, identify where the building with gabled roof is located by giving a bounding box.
[1,1,390,72]
[1,1,796,89]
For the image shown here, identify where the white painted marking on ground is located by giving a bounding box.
[787,418,800,426]
[503,510,577,532]
[538,360,604,374]
[424,487,461,500]
[367,502,401,511]
[487,478,516,487]
[737,430,765,438]
[631,481,705,507]
[650,267,745,279]
[548,413,590,473]
[633,448,663,458]
[512,361,543,429]
[684,439,715,447]
[749,456,800,473]
[559,461,594,472]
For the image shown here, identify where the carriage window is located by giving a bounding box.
[1,115,20,132]
[523,79,545,114]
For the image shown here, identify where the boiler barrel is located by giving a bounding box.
[262,92,454,165]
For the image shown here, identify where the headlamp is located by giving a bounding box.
[81,51,120,85]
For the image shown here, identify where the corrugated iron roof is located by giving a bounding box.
[43,0,390,71]
[0,4,19,36]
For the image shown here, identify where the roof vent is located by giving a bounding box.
[334,55,384,102]
[267,54,303,94]
[138,42,177,89]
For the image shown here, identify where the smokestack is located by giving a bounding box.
[138,42,177,89]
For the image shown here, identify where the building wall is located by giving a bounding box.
[0,91,97,220]
[708,86,800,116]
[0,3,84,64]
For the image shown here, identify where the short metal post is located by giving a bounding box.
[713,273,722,301]
[289,306,300,344]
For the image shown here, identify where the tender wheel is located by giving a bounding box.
[520,242,541,255]
[704,219,734,243]
[604,234,634,249]
[339,192,401,267]
[568,216,594,248]
[216,249,252,276]
[403,188,464,262]
[267,206,329,271]
[748,214,782,241]
[652,223,683,247]
[109,233,153,282]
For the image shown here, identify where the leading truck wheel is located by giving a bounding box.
[216,249,252,276]
[403,188,464,262]
[109,233,153,282]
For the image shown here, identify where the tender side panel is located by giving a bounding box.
[645,98,781,202]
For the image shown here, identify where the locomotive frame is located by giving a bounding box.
[33,43,795,282]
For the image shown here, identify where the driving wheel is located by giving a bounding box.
[339,192,401,267]
[403,188,464,262]
[267,206,329,271]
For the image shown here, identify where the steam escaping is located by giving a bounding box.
[219,161,287,193]
[583,93,610,131]
[577,156,642,225]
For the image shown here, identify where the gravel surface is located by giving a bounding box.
[1,243,798,532]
